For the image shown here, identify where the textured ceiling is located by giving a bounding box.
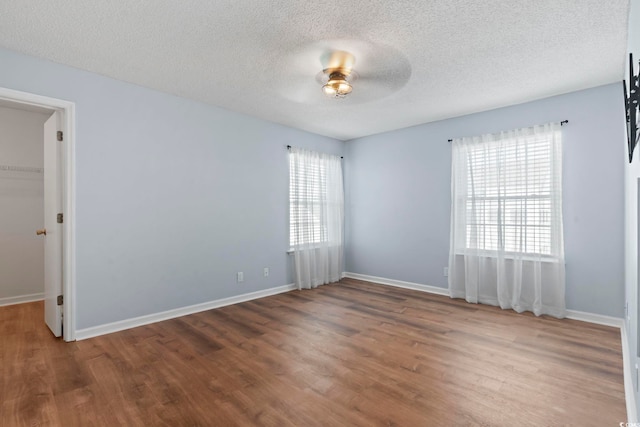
[0,0,630,140]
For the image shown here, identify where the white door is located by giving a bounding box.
[43,111,62,337]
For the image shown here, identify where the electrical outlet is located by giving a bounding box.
[443,267,448,277]
[237,272,244,283]
[263,267,269,277]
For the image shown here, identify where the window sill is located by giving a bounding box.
[287,244,341,254]
[454,251,562,263]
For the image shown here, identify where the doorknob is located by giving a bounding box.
[36,228,47,236]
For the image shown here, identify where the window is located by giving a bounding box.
[449,122,566,316]
[289,159,328,247]
[454,124,562,257]
[288,147,344,249]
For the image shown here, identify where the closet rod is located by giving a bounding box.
[0,165,44,174]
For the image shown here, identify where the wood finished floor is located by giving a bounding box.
[1,278,626,426]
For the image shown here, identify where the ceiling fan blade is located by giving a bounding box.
[275,75,323,104]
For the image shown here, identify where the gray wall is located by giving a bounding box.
[0,47,343,330]
[625,0,640,413]
[346,83,625,317]
[0,106,49,301]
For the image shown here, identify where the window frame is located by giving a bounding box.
[289,154,330,249]
[455,128,561,259]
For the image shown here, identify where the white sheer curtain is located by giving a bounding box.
[448,122,566,318]
[289,147,344,290]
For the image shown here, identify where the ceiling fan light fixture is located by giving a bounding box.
[322,72,353,98]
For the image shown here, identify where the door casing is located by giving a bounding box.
[0,87,76,341]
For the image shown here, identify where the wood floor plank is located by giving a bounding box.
[0,278,627,426]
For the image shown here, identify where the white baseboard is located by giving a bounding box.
[621,322,638,423]
[75,284,297,340]
[342,272,450,296]
[565,309,624,328]
[0,292,44,307]
[343,272,625,327]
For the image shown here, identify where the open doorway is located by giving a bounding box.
[0,88,76,341]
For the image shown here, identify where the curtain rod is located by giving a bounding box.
[447,120,569,142]
[287,145,344,159]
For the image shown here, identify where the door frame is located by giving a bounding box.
[0,87,76,341]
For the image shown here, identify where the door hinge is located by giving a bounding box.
[57,131,63,141]
[57,295,63,305]
[57,213,63,224]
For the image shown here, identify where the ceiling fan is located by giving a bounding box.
[281,40,412,105]
[317,51,358,98]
